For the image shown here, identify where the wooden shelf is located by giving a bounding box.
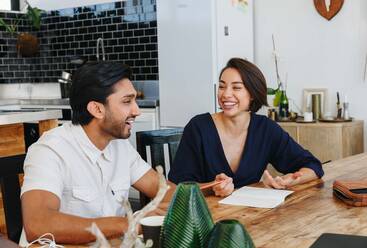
[278,120,364,163]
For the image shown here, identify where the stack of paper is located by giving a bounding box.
[219,186,294,208]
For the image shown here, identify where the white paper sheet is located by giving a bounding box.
[219,186,294,208]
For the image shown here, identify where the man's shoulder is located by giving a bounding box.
[31,123,76,150]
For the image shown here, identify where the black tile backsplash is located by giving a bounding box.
[0,0,158,84]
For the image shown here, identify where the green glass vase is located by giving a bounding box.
[160,182,214,248]
[207,219,255,248]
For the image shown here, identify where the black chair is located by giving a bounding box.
[136,128,183,207]
[0,154,25,243]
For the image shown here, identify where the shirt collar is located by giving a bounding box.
[71,124,112,164]
[102,144,112,162]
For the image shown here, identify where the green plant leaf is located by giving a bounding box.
[0,17,16,34]
[161,182,214,248]
[26,5,43,30]
[267,87,276,95]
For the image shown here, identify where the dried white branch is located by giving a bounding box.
[121,165,169,248]
[272,34,281,85]
[86,222,111,248]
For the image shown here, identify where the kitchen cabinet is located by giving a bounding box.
[128,108,160,149]
[128,107,160,206]
[157,0,254,127]
[0,112,60,157]
[0,110,61,236]
[278,120,364,163]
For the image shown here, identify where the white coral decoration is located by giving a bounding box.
[86,166,169,248]
[86,223,111,248]
[121,166,169,248]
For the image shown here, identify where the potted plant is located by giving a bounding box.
[0,1,43,57]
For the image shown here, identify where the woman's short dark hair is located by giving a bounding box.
[219,58,268,112]
[70,61,132,125]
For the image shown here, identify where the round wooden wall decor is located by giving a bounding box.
[314,0,344,21]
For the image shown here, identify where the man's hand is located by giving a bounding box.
[263,170,302,189]
[212,173,234,197]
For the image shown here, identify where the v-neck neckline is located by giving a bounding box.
[208,113,252,177]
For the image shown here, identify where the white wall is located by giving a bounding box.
[27,0,123,10]
[254,0,367,149]
[0,1,11,11]
[0,83,61,99]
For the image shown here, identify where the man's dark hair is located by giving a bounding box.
[70,61,132,125]
[219,58,268,112]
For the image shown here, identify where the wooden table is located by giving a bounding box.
[207,153,367,248]
[44,153,367,248]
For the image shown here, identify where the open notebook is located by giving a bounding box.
[219,186,294,208]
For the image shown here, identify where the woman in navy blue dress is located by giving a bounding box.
[168,58,324,197]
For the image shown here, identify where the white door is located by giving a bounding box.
[158,0,216,127]
[215,0,254,74]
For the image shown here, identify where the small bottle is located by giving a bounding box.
[343,102,349,120]
[343,95,350,120]
[278,82,289,119]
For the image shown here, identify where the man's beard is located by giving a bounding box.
[107,121,130,139]
[103,114,131,139]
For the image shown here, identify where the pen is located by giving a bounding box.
[200,180,226,190]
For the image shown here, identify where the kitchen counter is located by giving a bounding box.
[136,98,159,108]
[0,98,159,109]
[0,109,62,125]
[0,108,61,237]
[0,108,61,157]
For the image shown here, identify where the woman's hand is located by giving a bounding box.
[212,173,234,197]
[263,170,302,189]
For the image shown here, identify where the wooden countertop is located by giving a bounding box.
[277,119,363,127]
[0,110,62,125]
[32,153,367,248]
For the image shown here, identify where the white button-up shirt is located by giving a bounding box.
[20,123,150,238]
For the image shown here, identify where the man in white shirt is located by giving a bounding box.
[20,62,174,245]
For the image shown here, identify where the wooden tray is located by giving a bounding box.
[295,119,316,123]
[318,117,353,123]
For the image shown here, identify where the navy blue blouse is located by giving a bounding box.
[168,113,324,188]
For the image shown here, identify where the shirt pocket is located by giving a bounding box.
[109,182,130,216]
[67,187,102,218]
